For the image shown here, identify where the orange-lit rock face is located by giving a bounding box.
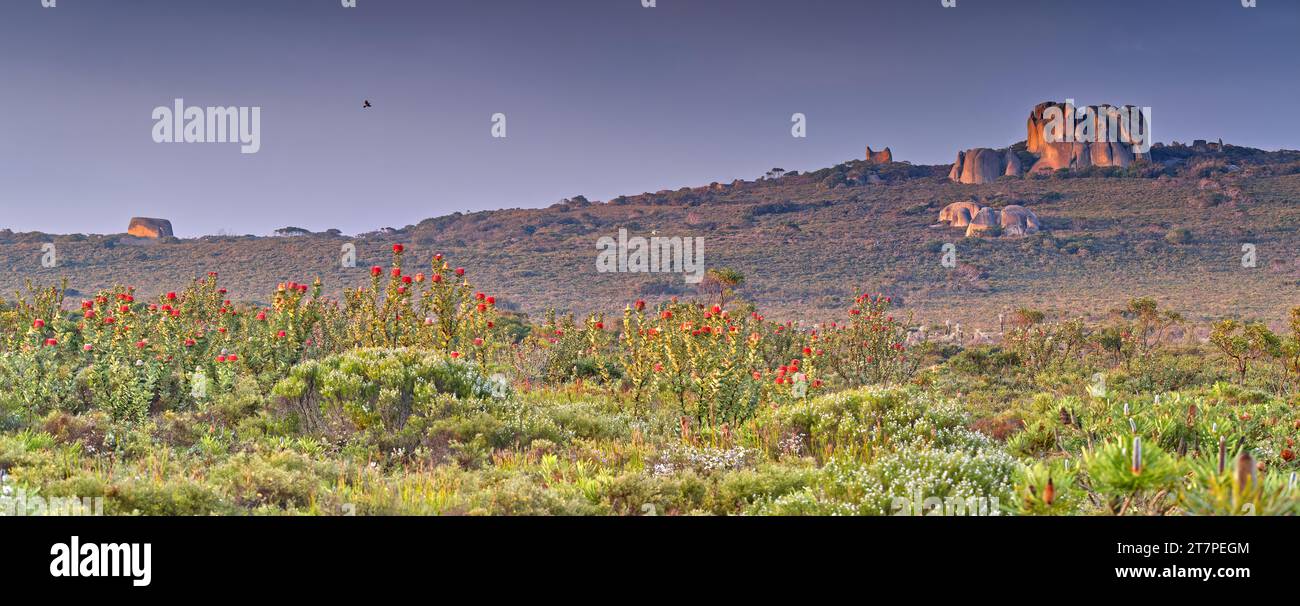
[1026,101,1148,171]
[950,148,1013,184]
[127,217,173,238]
[865,146,893,164]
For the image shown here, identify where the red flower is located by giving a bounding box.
[184,338,196,347]
[594,322,604,330]
[415,273,425,282]
[103,316,116,325]
[486,296,495,305]
[401,275,413,284]
[477,303,487,312]
[371,266,382,277]
[216,355,227,362]
[450,351,461,359]
[661,311,672,319]
[391,267,401,278]
[431,274,443,283]
[136,340,147,348]
[473,337,484,346]
[392,243,404,254]
[1282,449,1295,462]
[228,354,238,362]
[434,253,443,261]
[84,310,96,319]
[32,319,45,329]
[397,287,407,295]
[276,330,286,338]
[44,338,57,346]
[83,343,93,352]
[653,363,664,372]
[256,311,267,321]
[635,299,646,311]
[454,267,465,277]
[803,347,812,355]
[475,292,485,300]
[119,305,129,313]
[166,292,177,300]
[711,305,721,314]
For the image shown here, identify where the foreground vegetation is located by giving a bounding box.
[2,248,1298,515]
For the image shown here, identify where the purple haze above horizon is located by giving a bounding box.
[1,0,1298,238]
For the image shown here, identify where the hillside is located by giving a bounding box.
[4,145,1300,333]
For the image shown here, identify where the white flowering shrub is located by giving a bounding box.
[750,387,1016,515]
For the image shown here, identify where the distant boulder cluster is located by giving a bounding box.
[937,201,1040,238]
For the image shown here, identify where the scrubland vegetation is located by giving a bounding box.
[2,246,1298,515]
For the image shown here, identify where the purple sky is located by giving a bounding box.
[2,0,1297,237]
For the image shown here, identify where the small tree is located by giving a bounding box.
[1209,319,1280,384]
[701,268,745,308]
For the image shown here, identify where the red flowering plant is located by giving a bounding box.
[1004,308,1087,374]
[239,277,329,378]
[524,310,614,384]
[415,253,500,366]
[634,300,769,426]
[343,247,502,367]
[822,293,920,386]
[618,300,660,410]
[0,279,68,351]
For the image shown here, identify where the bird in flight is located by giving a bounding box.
[363,100,372,108]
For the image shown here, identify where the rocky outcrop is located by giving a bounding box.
[865,146,893,164]
[1026,101,1149,173]
[127,217,173,238]
[949,148,1022,184]
[953,100,1151,182]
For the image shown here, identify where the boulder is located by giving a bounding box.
[965,207,1001,237]
[939,201,982,227]
[1025,101,1065,155]
[957,148,1005,184]
[1031,141,1090,173]
[948,150,964,181]
[127,217,173,239]
[1004,149,1023,177]
[998,205,1040,236]
[865,146,893,164]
